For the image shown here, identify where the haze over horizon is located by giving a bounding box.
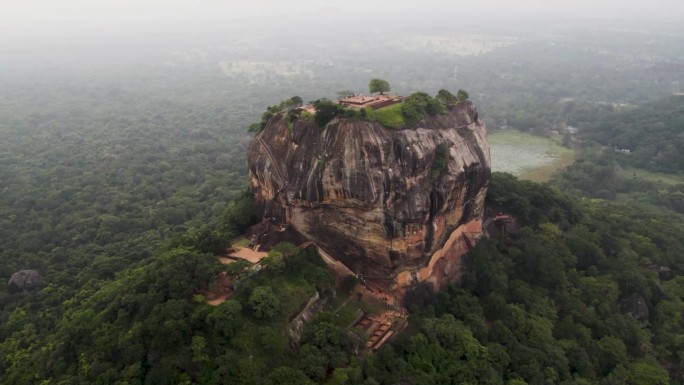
[2,0,682,73]
[2,0,682,40]
[4,0,683,22]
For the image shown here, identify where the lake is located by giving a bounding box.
[488,130,575,182]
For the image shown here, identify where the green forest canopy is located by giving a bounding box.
[2,172,683,384]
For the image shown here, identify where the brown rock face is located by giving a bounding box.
[247,102,490,293]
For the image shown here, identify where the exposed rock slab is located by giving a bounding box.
[247,102,490,293]
[288,291,325,346]
[8,270,44,293]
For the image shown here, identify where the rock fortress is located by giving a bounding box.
[246,93,490,300]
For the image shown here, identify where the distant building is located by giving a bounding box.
[337,94,406,110]
[295,94,407,116]
[565,126,579,134]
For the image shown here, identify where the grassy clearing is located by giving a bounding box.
[327,292,365,328]
[355,298,387,315]
[234,238,250,247]
[489,130,575,182]
[328,292,386,328]
[366,103,405,128]
[623,167,684,186]
[520,150,576,183]
[333,302,363,327]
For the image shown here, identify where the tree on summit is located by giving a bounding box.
[437,89,458,105]
[369,78,390,95]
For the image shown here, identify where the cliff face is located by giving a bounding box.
[247,102,490,293]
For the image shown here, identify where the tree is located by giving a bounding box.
[401,92,445,123]
[289,96,303,107]
[313,99,344,127]
[369,79,390,95]
[262,250,285,272]
[206,300,242,338]
[225,259,251,276]
[436,89,457,105]
[431,144,450,180]
[264,366,315,385]
[593,336,628,375]
[249,286,280,319]
[626,360,669,385]
[279,96,303,110]
[457,89,470,101]
[259,326,284,352]
[224,192,258,228]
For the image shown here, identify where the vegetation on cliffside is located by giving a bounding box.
[249,87,471,131]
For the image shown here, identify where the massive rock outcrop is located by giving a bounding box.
[247,101,490,294]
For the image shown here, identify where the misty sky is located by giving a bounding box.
[3,0,683,26]
[2,0,682,68]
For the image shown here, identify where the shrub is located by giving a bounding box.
[401,92,445,123]
[431,144,450,180]
[437,89,458,105]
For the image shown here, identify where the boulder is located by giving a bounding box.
[8,270,44,293]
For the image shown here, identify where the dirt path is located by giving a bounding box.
[229,246,268,263]
[206,293,231,306]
